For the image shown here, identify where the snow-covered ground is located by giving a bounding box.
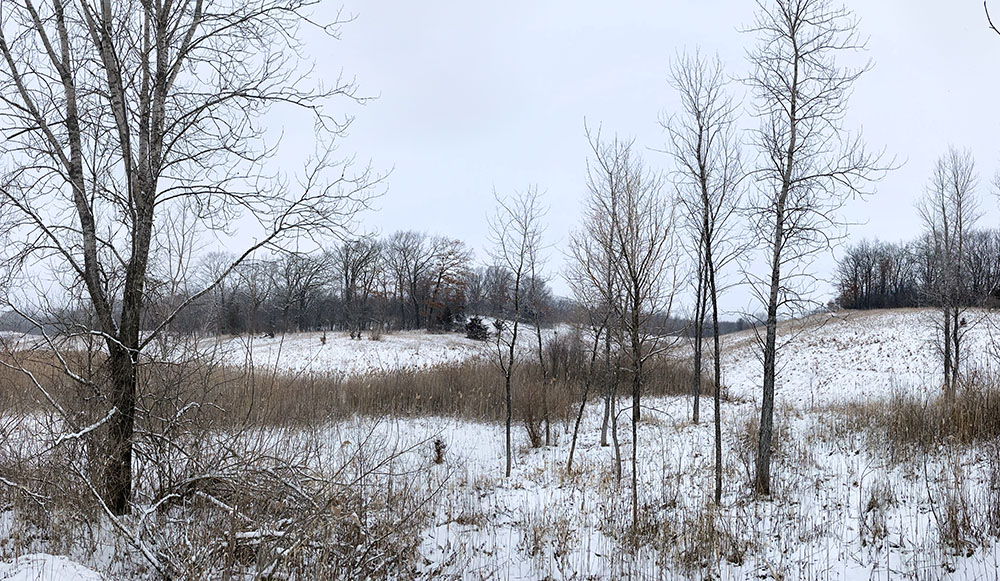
[400,309,1000,579]
[0,554,102,581]
[7,309,1000,579]
[212,330,489,376]
[721,308,998,405]
[209,309,996,396]
[210,323,570,376]
[402,398,1000,580]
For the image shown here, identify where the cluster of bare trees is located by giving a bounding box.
[30,229,563,340]
[0,0,506,569]
[665,51,745,504]
[568,126,681,530]
[838,147,999,397]
[561,0,889,521]
[837,240,923,309]
[0,0,991,575]
[192,232,476,336]
[189,229,562,337]
[837,230,1000,311]
[917,147,989,399]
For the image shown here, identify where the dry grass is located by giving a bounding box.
[0,335,715,511]
[246,354,712,427]
[0,343,443,579]
[819,370,1000,558]
[1,345,711,434]
[821,370,1000,461]
[0,333,717,578]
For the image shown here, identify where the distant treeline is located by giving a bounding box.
[0,228,748,338]
[151,230,566,336]
[836,229,1000,310]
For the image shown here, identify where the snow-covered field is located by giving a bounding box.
[198,308,1000,579]
[721,308,998,405]
[398,309,1000,579]
[209,324,569,376]
[212,329,488,376]
[6,308,1000,579]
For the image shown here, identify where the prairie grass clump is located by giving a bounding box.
[827,370,1000,460]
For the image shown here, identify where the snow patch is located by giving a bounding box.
[0,554,102,581]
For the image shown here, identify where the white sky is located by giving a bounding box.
[284,0,1000,317]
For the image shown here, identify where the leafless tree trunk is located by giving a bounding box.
[531,280,551,445]
[524,234,552,445]
[568,135,624,451]
[567,319,604,472]
[691,258,707,424]
[665,50,745,504]
[585,127,679,533]
[601,320,615,448]
[0,0,379,514]
[611,349,623,484]
[745,0,887,496]
[490,187,545,477]
[918,147,981,400]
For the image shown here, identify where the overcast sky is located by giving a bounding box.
[290,0,1000,317]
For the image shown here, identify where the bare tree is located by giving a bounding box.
[744,0,886,495]
[585,128,679,532]
[524,218,552,445]
[568,127,625,469]
[917,147,981,399]
[489,187,545,478]
[424,237,473,331]
[0,0,379,514]
[273,252,333,333]
[385,231,435,329]
[664,50,744,504]
[335,238,382,338]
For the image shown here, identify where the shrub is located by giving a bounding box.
[465,317,490,341]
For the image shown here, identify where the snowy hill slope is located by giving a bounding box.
[720,308,998,406]
[209,309,999,394]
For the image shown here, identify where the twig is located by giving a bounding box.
[987,1,1000,35]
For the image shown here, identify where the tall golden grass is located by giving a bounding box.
[0,345,712,429]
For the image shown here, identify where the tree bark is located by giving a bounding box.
[600,316,613,447]
[611,368,622,484]
[568,324,602,472]
[631,311,642,531]
[755,205,784,496]
[707,243,723,505]
[103,347,137,515]
[692,260,706,424]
